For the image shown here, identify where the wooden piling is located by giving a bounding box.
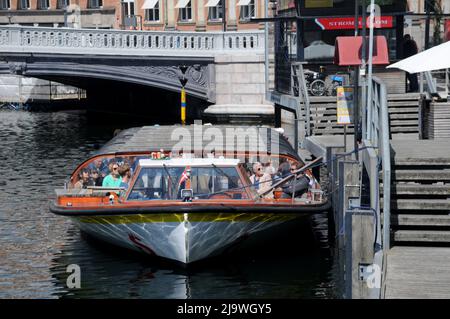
[345,210,375,299]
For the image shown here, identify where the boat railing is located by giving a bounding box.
[55,187,125,197]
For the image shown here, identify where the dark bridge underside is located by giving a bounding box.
[0,53,214,102]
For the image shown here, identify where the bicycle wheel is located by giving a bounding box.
[310,79,326,96]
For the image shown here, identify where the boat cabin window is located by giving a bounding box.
[127,166,248,201]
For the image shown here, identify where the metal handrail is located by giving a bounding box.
[366,76,391,250]
[291,62,311,137]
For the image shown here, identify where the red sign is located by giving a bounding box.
[446,20,450,41]
[315,16,394,30]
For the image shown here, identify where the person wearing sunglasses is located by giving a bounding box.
[249,162,273,199]
[102,161,122,188]
[280,162,310,199]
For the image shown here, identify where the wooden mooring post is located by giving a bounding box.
[334,160,360,298]
[345,209,377,299]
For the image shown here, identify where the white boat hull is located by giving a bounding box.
[71,212,302,264]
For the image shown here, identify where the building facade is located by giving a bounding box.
[0,0,266,31]
[405,0,450,50]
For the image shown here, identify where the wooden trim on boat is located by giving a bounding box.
[49,201,331,216]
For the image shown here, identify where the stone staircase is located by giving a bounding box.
[387,93,420,138]
[385,140,450,246]
[303,93,420,137]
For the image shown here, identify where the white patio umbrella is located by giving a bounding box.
[387,40,450,74]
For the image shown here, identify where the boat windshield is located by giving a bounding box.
[127,166,248,201]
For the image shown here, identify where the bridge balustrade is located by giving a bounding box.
[0,26,264,56]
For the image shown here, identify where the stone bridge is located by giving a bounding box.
[0,26,268,114]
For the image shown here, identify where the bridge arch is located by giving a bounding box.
[0,53,215,102]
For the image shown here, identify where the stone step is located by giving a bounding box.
[307,105,419,113]
[388,107,418,113]
[303,106,337,113]
[393,230,450,243]
[389,199,450,210]
[387,93,421,101]
[391,170,450,181]
[388,101,419,107]
[390,127,419,133]
[387,184,450,195]
[313,129,354,135]
[393,158,450,166]
[389,113,419,120]
[389,120,419,126]
[309,96,336,103]
[392,214,450,227]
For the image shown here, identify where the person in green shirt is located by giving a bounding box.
[102,162,122,187]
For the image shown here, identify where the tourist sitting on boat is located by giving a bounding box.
[280,163,310,198]
[102,161,122,188]
[89,169,102,186]
[262,156,276,178]
[74,168,95,189]
[249,162,273,199]
[89,158,107,177]
[118,163,131,190]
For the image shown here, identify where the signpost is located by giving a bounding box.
[337,86,354,153]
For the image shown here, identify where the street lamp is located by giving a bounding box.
[178,65,189,125]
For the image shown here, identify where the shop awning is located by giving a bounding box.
[205,0,220,7]
[387,40,450,73]
[237,0,251,6]
[334,36,389,66]
[141,0,158,9]
[175,0,190,9]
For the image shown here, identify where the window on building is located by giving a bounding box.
[88,0,103,9]
[37,0,50,10]
[0,0,10,10]
[19,0,30,9]
[57,0,70,9]
[123,0,135,16]
[178,0,192,22]
[207,0,223,21]
[239,0,256,21]
[144,0,160,22]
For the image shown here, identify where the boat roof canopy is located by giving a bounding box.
[95,125,300,160]
[139,157,240,167]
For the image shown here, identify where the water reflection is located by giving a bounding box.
[50,222,336,299]
[0,110,337,299]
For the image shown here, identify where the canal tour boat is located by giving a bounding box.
[50,125,329,264]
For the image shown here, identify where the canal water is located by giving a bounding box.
[0,110,339,299]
